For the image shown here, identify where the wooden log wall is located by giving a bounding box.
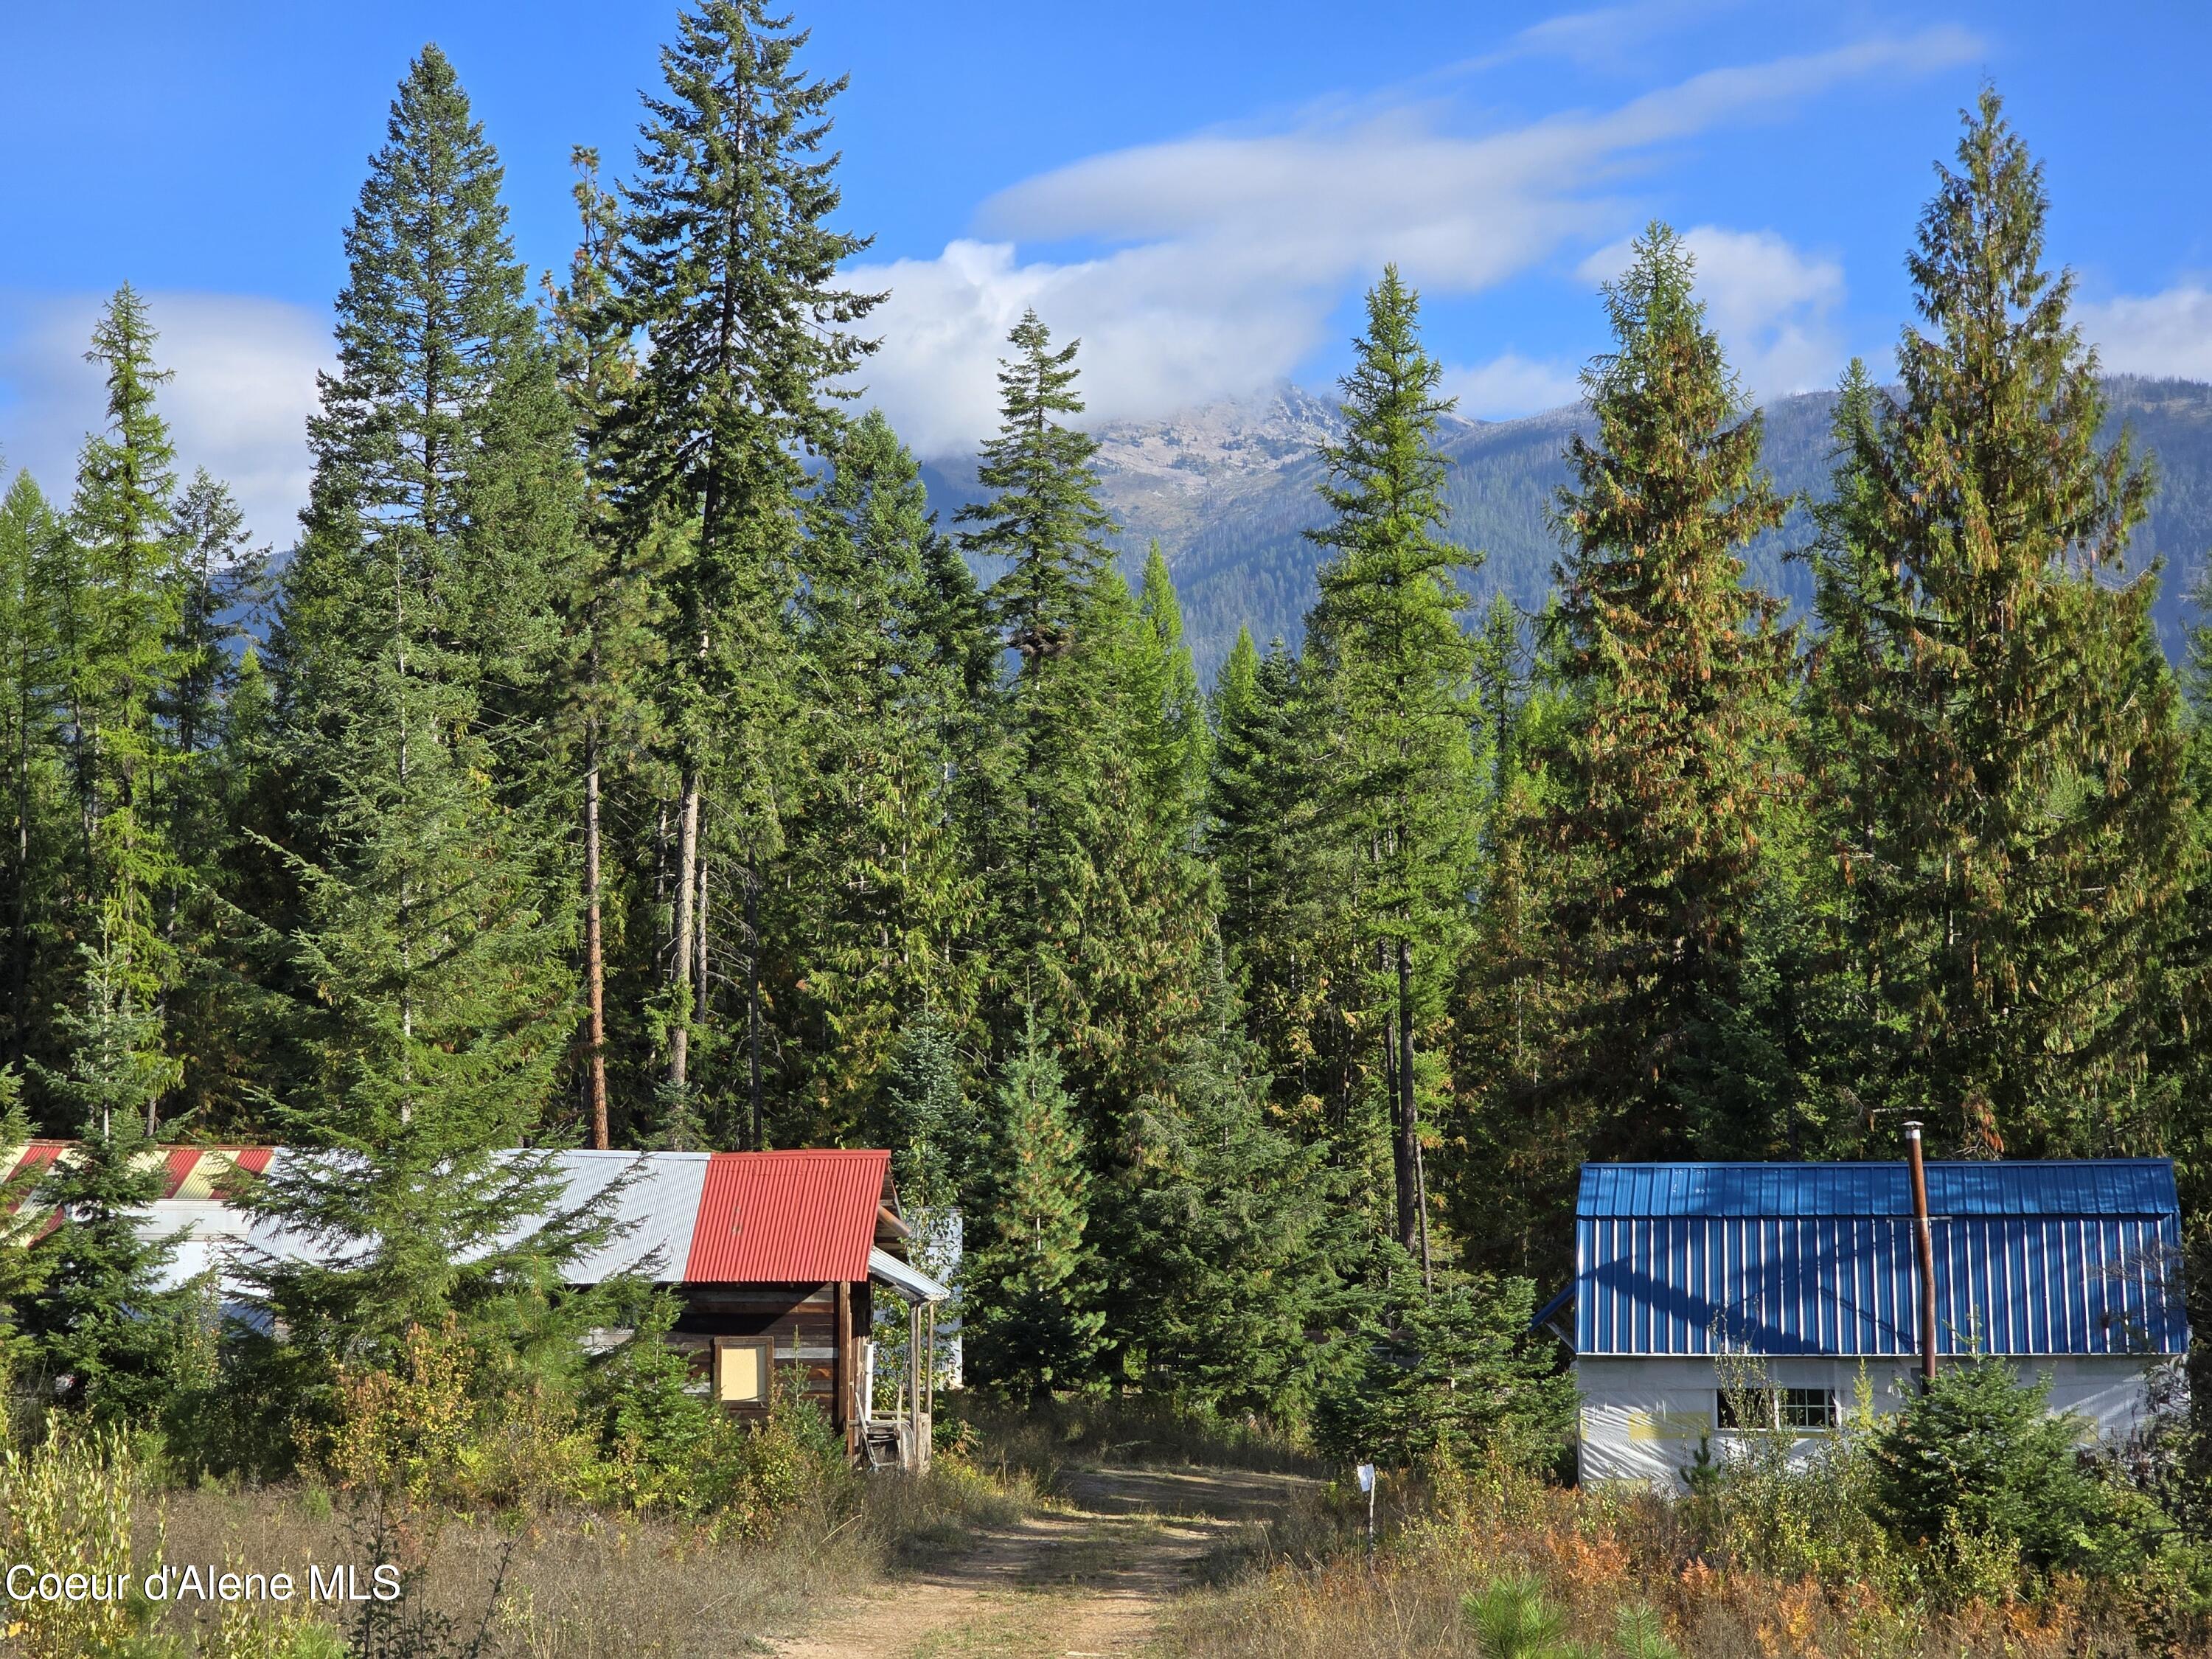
[661,1281,872,1426]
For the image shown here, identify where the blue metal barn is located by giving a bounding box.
[1562,1160,2190,1488]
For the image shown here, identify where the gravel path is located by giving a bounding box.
[768,1464,1315,1659]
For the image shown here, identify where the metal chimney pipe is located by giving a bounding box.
[1903,1120,1938,1389]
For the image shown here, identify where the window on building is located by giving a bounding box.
[1715,1386,1773,1430]
[1780,1387,1837,1430]
[714,1338,772,1406]
[1717,1385,1837,1430]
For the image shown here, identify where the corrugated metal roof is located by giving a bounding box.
[4,1141,271,1202]
[868,1247,950,1304]
[12,1143,903,1293]
[552,1151,707,1283]
[1576,1160,2188,1358]
[683,1150,892,1284]
[1579,1160,2178,1217]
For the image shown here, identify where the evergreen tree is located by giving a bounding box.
[159,470,269,1127]
[958,311,1113,667]
[20,936,189,1418]
[61,288,189,1128]
[956,316,1213,1183]
[1121,972,1334,1417]
[1315,1257,1573,1472]
[1062,563,1216,1124]
[1208,632,1340,1137]
[962,1012,1104,1403]
[0,473,69,1074]
[546,145,663,1151]
[613,0,880,1123]
[1809,91,2190,1155]
[1303,266,1480,1257]
[957,311,1119,1054]
[161,471,262,814]
[773,410,981,1145]
[279,46,546,768]
[246,46,597,1405]
[1448,595,1586,1274]
[876,1012,973,1236]
[1127,543,1210,846]
[1536,222,1795,1164]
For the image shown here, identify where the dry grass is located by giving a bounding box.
[948,1397,1322,1495]
[140,1459,1042,1657]
[1155,1470,2160,1659]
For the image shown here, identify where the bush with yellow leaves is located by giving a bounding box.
[0,1422,147,1659]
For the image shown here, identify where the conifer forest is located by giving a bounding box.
[8,4,2212,1655]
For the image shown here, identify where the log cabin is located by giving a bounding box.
[1,1141,950,1472]
[563,1147,950,1470]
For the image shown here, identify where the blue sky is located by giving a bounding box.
[4,0,2209,546]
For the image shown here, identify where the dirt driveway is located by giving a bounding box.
[767,1464,1315,1659]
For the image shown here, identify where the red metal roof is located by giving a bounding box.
[682,1150,893,1284]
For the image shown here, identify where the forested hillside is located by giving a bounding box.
[928,375,2212,676]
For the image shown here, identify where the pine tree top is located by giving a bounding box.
[1307,265,1473,585]
[959,310,1118,662]
[617,0,881,498]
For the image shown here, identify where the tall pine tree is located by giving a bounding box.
[1809,91,2190,1156]
[957,310,1118,1054]
[1534,223,1795,1167]
[962,1012,1104,1403]
[545,145,664,1151]
[0,473,69,1075]
[61,288,189,1130]
[1208,631,1342,1139]
[1303,266,1480,1259]
[613,0,880,1135]
[251,46,592,1399]
[958,317,1213,1152]
[774,409,981,1144]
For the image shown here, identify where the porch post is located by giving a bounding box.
[835,1279,855,1457]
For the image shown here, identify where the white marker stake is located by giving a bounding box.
[1356,1462,1377,1564]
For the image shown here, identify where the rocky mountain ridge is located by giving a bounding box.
[922,376,2212,680]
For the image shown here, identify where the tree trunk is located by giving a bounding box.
[694,848,709,1026]
[669,773,700,1090]
[746,856,762,1151]
[1394,936,1420,1258]
[584,739,608,1150]
[10,686,26,1064]
[1413,1116,1433,1294]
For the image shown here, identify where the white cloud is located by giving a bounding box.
[1443,352,1586,420]
[1575,224,1846,401]
[1472,0,1747,74]
[0,27,1986,531]
[2078,285,2212,382]
[0,291,328,552]
[853,28,1977,455]
[852,240,1325,462]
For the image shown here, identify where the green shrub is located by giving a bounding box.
[1868,1357,2130,1577]
[582,1304,849,1534]
[1460,1574,1680,1659]
[1462,1573,1571,1659]
[1677,1362,1903,1589]
[1315,1261,1573,1474]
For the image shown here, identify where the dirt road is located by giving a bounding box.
[768,1465,1314,1659]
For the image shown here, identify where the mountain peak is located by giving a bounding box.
[1089,380,1343,489]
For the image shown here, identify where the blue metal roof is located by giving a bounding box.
[1575,1160,2188,1358]
[1578,1160,2178,1218]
